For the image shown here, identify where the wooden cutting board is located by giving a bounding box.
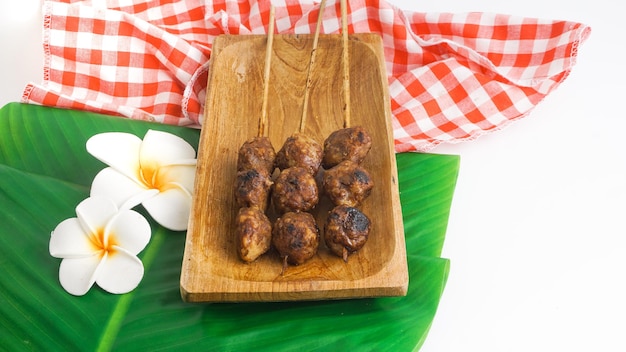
[180,33,407,302]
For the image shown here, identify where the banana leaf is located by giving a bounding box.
[0,103,459,351]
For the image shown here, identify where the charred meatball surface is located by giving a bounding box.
[322,160,374,207]
[236,136,276,175]
[324,205,371,261]
[236,207,272,262]
[272,166,319,214]
[234,168,273,210]
[322,126,372,169]
[272,211,320,266]
[275,132,323,176]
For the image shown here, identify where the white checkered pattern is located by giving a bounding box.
[23,0,590,152]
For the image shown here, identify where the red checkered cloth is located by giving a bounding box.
[22,0,590,152]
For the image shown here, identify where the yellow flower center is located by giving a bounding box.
[91,227,118,258]
[138,162,164,191]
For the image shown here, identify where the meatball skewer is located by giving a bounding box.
[233,6,277,263]
[321,0,374,262]
[270,0,327,271]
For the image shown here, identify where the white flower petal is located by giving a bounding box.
[58,255,103,296]
[159,164,197,193]
[91,167,148,209]
[50,218,95,259]
[86,132,142,181]
[75,196,119,235]
[140,130,197,167]
[168,159,198,166]
[142,187,192,231]
[119,189,160,212]
[107,209,151,255]
[96,247,144,294]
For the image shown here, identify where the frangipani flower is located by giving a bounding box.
[49,196,151,296]
[86,130,197,231]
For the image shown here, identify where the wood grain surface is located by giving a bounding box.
[181,33,407,302]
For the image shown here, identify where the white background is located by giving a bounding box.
[1,1,624,351]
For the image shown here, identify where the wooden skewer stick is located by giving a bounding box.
[341,0,351,129]
[299,0,327,133]
[259,4,276,138]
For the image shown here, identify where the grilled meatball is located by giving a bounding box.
[275,132,323,176]
[272,166,319,214]
[322,126,372,169]
[324,205,371,262]
[322,160,374,207]
[236,207,272,262]
[272,211,320,267]
[234,168,273,210]
[236,136,276,175]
